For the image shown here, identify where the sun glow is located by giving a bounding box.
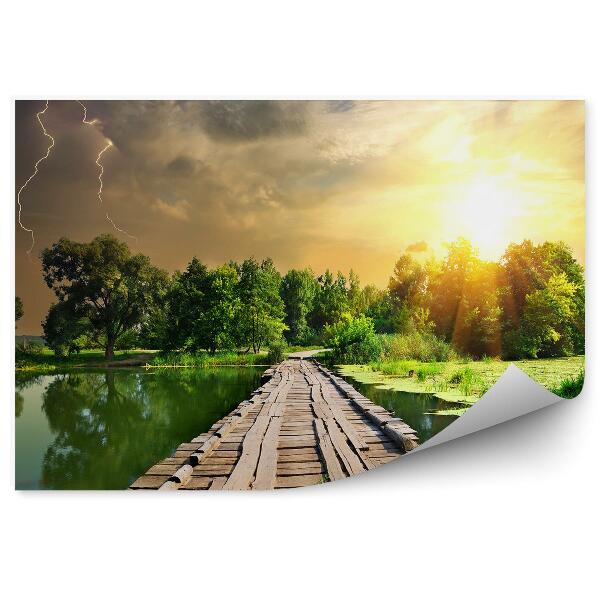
[445,173,530,260]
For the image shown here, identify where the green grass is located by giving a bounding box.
[551,369,584,399]
[338,355,585,405]
[149,350,270,368]
[284,345,324,354]
[15,348,156,372]
[16,346,274,372]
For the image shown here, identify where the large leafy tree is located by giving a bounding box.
[164,258,211,350]
[42,301,92,357]
[41,235,169,359]
[360,285,395,333]
[164,259,240,353]
[521,272,581,357]
[280,268,317,344]
[237,258,286,352]
[499,240,585,358]
[389,254,427,310]
[309,270,349,332]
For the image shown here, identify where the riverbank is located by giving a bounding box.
[15,349,159,372]
[15,346,325,373]
[336,355,585,415]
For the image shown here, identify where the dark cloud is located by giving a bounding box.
[164,155,207,178]
[327,100,355,113]
[199,100,309,142]
[406,241,428,252]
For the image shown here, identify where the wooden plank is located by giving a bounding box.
[314,419,345,481]
[222,415,271,490]
[210,477,227,490]
[277,438,318,449]
[180,477,213,490]
[277,463,325,476]
[193,464,235,476]
[145,464,180,476]
[278,451,320,463]
[325,418,365,477]
[324,399,369,451]
[275,474,324,488]
[129,475,169,489]
[252,416,283,490]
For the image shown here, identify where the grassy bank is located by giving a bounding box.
[149,350,270,368]
[15,344,325,373]
[15,348,157,372]
[337,355,585,412]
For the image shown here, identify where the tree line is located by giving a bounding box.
[39,234,584,361]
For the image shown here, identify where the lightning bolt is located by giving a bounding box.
[16,100,55,256]
[78,100,137,242]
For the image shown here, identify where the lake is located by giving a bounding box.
[15,365,460,490]
[15,367,263,490]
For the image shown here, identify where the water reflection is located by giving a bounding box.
[15,368,262,490]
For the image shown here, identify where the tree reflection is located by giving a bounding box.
[15,373,43,418]
[15,392,24,418]
[38,368,261,489]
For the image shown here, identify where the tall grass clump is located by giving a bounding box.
[446,366,486,396]
[151,351,268,368]
[551,369,584,398]
[379,331,457,363]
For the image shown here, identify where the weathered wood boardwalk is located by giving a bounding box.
[130,359,419,490]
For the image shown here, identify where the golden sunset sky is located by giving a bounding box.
[15,100,585,334]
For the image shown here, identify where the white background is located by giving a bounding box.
[1,1,597,598]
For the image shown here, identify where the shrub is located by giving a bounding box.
[324,314,381,363]
[379,331,457,362]
[15,340,44,358]
[267,340,287,364]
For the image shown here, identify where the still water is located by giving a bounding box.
[337,371,460,443]
[15,368,263,490]
[16,366,460,490]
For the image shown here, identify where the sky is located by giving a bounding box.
[15,100,585,334]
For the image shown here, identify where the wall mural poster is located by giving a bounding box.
[14,100,585,490]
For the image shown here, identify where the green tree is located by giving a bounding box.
[237,258,286,353]
[389,254,427,310]
[164,259,211,350]
[42,301,92,357]
[499,240,585,358]
[41,235,169,359]
[427,238,476,340]
[165,259,241,353]
[347,269,362,315]
[360,285,395,333]
[309,270,349,332]
[521,272,581,357]
[204,264,241,353]
[280,268,317,344]
[15,296,24,323]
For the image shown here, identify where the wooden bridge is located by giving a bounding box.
[130,359,419,490]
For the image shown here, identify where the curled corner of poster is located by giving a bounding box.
[414,364,566,453]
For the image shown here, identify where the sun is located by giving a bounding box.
[444,173,527,260]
